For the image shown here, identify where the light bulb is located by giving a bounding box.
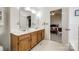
[37,12,41,18]
[31,10,36,14]
[25,7,31,11]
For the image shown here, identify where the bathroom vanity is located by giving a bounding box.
[10,7,45,51]
[11,29,45,51]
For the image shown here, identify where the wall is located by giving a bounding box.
[69,7,79,51]
[51,14,62,27]
[10,7,19,31]
[0,8,10,50]
[39,8,50,40]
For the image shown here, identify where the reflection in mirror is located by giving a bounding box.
[19,7,39,31]
[19,7,31,31]
[0,8,5,34]
[27,16,31,28]
[0,9,4,25]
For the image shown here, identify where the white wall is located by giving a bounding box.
[10,7,19,31]
[69,7,79,51]
[39,8,50,40]
[51,14,62,27]
[0,8,10,50]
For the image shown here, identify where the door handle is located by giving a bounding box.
[65,29,71,31]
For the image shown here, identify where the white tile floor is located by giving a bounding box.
[31,40,69,51]
[51,33,62,43]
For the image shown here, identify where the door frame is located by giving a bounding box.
[50,8,63,43]
[49,8,69,47]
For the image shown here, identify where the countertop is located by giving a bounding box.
[11,28,45,36]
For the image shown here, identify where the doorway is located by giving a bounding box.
[50,9,62,43]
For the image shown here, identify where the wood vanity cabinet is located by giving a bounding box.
[37,30,42,43]
[31,31,38,48]
[11,29,45,51]
[19,34,31,51]
[41,29,45,40]
[11,34,31,51]
[11,34,19,51]
[37,29,45,43]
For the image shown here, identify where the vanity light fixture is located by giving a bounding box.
[51,11,55,15]
[37,12,41,18]
[31,9,36,14]
[24,7,31,11]
[24,7,36,14]
[50,11,55,15]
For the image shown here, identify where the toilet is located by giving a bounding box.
[0,45,3,51]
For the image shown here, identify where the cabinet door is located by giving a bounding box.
[11,34,19,51]
[42,29,45,40]
[31,32,38,48]
[37,30,42,43]
[19,35,31,51]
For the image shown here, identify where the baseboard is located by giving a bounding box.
[68,43,75,51]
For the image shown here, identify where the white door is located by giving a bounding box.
[62,8,69,46]
[62,7,79,51]
[68,8,79,51]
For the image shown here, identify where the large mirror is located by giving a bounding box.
[0,8,5,34]
[19,7,39,31]
[0,8,5,26]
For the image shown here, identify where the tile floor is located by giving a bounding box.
[51,33,62,43]
[31,40,69,51]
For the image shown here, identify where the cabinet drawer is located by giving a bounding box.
[37,30,42,42]
[42,29,45,40]
[38,31,42,34]
[19,34,30,40]
[25,34,30,38]
[19,35,25,40]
